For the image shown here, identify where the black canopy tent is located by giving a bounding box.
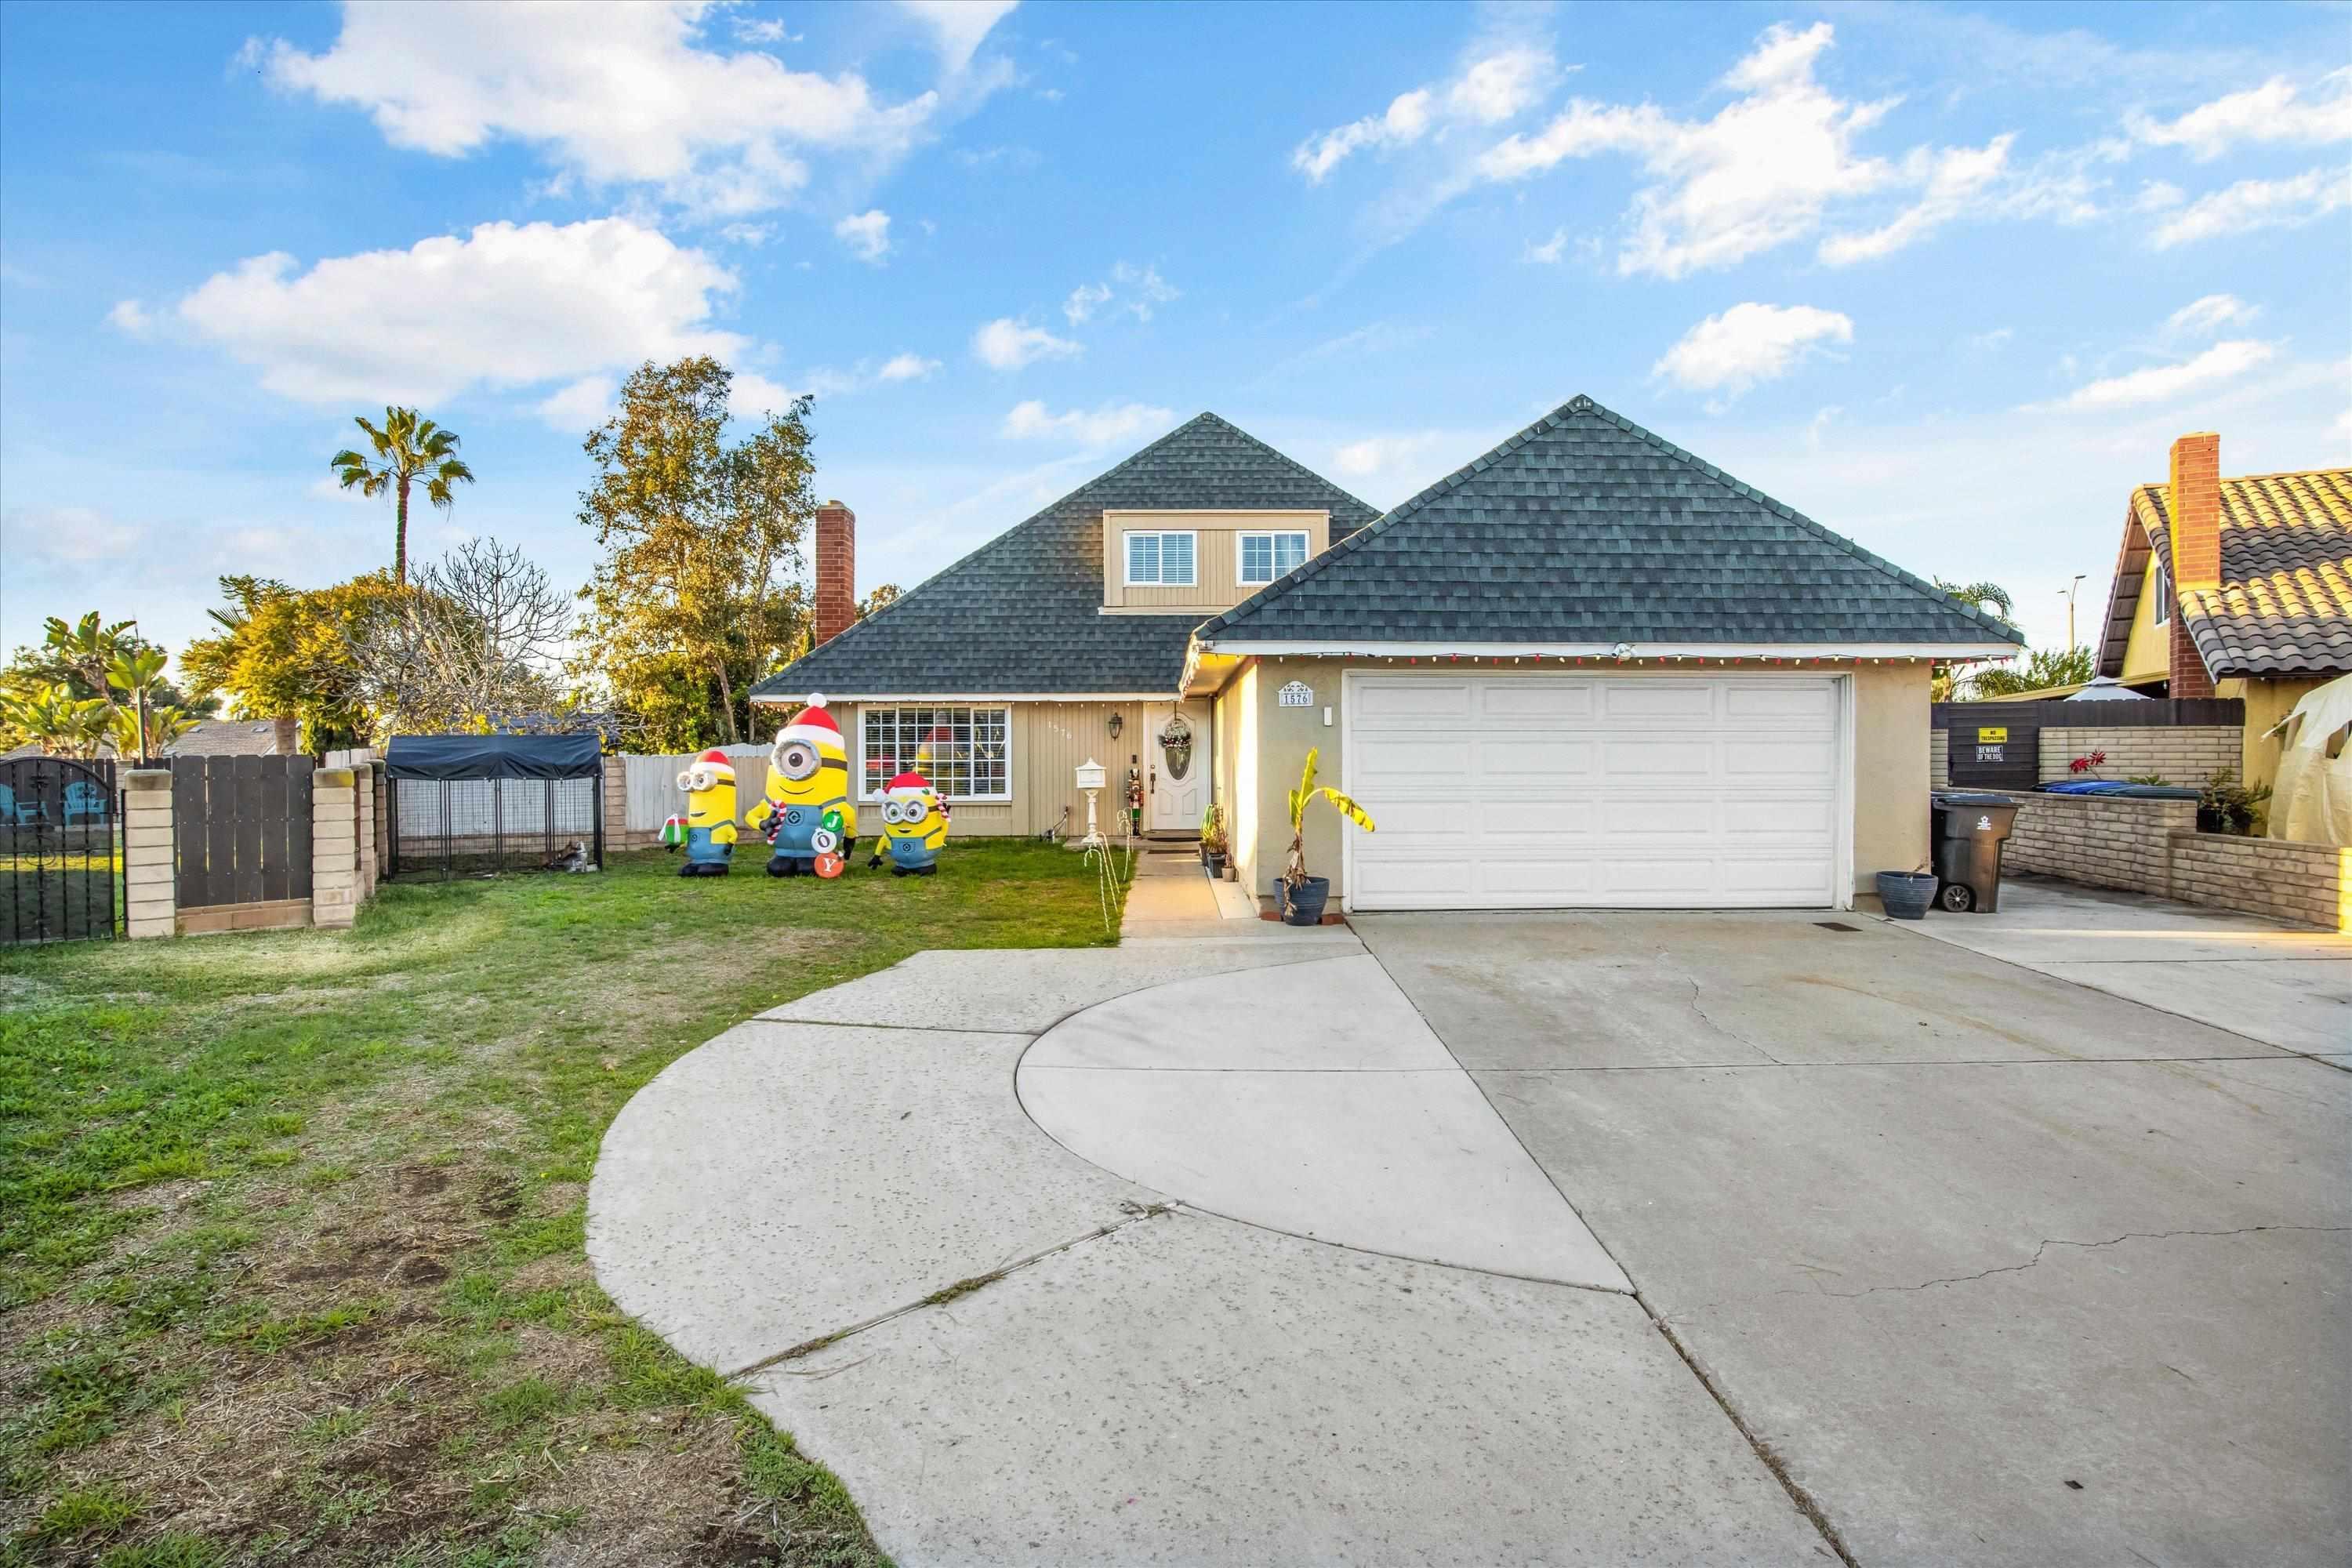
[384,734,604,880]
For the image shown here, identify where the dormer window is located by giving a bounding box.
[1126,530,1196,587]
[1239,530,1308,584]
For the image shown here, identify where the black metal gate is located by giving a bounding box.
[0,756,120,945]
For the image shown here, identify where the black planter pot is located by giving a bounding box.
[1279,875,1330,925]
[1875,870,1936,920]
[1204,851,1227,877]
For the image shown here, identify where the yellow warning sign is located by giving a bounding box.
[1977,726,2009,743]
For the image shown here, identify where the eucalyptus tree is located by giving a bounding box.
[331,407,477,584]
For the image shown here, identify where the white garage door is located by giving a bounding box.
[1344,674,1842,910]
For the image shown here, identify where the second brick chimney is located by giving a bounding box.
[815,499,855,647]
[2165,432,2220,699]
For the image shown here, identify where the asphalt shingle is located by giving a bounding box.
[1197,395,2021,649]
[753,413,1378,699]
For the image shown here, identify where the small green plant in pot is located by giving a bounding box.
[1200,803,1229,877]
[1279,747,1374,924]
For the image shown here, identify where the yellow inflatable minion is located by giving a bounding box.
[676,750,738,876]
[868,769,949,875]
[748,695,858,878]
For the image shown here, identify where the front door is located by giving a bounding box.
[1144,704,1207,833]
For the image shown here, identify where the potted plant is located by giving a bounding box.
[1277,747,1374,925]
[1876,861,1937,920]
[1199,804,1229,878]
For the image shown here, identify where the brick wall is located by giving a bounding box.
[2004,793,2195,897]
[2168,835,2347,930]
[1929,730,1950,789]
[2037,726,2239,786]
[2004,792,2347,930]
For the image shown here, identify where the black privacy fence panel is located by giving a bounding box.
[172,755,314,909]
[387,775,602,880]
[0,756,119,945]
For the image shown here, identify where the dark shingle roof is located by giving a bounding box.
[1198,395,2022,650]
[753,413,1378,699]
[2104,470,2352,679]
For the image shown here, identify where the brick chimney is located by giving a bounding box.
[2166,431,2220,699]
[815,499,855,647]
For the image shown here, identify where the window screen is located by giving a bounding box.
[1240,532,1308,584]
[860,706,1011,801]
[1125,531,1196,586]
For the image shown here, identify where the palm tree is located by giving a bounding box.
[1933,578,2016,624]
[331,408,476,584]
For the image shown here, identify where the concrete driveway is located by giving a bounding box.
[590,881,2348,1566]
[1358,908,2350,1566]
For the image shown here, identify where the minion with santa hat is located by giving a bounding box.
[674,750,739,876]
[868,769,949,875]
[747,694,859,878]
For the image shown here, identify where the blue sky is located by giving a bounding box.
[2,1,2346,666]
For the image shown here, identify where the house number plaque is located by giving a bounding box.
[1278,681,1314,708]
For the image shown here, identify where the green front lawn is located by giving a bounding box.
[1,840,1124,1566]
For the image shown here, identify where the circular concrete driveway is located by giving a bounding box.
[586,931,1828,1566]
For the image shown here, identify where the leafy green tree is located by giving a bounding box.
[1933,579,2016,624]
[1969,644,2097,698]
[332,407,477,584]
[0,613,212,757]
[573,357,817,749]
[180,573,405,749]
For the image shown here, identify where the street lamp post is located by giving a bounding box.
[2058,574,2086,652]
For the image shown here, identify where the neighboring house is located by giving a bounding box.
[757,395,2020,912]
[165,718,299,757]
[2094,433,2351,790]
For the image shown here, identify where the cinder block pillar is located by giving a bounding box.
[353,761,379,893]
[311,767,360,930]
[603,755,629,851]
[122,768,176,938]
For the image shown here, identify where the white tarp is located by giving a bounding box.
[2267,673,2352,848]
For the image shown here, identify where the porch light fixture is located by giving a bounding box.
[1107,713,1124,739]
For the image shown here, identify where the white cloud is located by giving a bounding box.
[719,221,775,246]
[2053,339,2277,411]
[1476,22,2020,278]
[1521,227,1567,263]
[1000,399,1174,446]
[1063,280,1112,325]
[106,299,153,335]
[1062,265,1174,324]
[1818,134,2013,265]
[898,0,1018,74]
[729,372,800,420]
[733,16,798,45]
[1653,303,1854,398]
[175,217,741,405]
[2165,293,2259,337]
[1293,44,1555,182]
[971,317,1081,371]
[1966,327,2014,352]
[2151,167,2352,248]
[833,209,891,263]
[2129,68,2352,160]
[537,374,618,432]
[0,504,148,566]
[252,1,946,216]
[877,351,940,383]
[2134,180,2186,211]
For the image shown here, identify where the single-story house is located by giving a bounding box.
[755,395,2021,912]
[2093,431,2350,790]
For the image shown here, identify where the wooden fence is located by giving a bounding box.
[172,756,314,931]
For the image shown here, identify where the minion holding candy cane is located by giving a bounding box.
[746,695,859,878]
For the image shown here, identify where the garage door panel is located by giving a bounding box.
[1599,681,1718,721]
[1479,682,1595,722]
[1479,739,1596,779]
[1356,681,1473,721]
[1725,684,1835,723]
[1346,673,1842,912]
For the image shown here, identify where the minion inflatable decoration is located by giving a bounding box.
[747,695,858,879]
[869,769,949,875]
[675,750,738,876]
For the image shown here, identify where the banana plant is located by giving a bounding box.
[1281,746,1375,894]
[1,684,111,759]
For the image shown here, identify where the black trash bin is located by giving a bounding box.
[1929,791,2020,913]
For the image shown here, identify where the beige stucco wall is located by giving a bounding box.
[1851,661,1932,888]
[2217,676,2328,793]
[1215,658,1934,907]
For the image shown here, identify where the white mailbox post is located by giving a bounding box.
[1074,757,1108,849]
